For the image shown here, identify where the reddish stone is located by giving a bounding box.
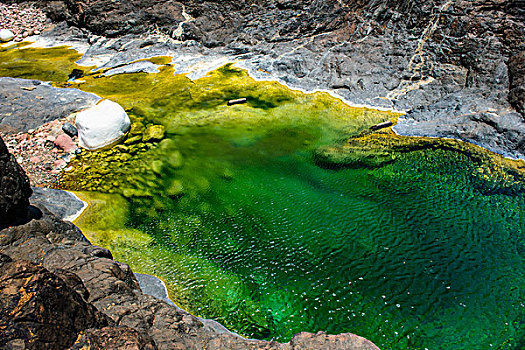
[53,134,76,153]
[53,159,67,168]
[29,156,41,163]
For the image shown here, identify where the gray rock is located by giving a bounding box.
[134,273,177,307]
[30,187,86,221]
[62,122,78,137]
[0,77,101,134]
[102,61,161,76]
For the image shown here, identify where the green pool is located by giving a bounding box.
[2,44,524,349]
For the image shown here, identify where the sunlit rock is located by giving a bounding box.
[75,99,131,150]
[0,29,14,42]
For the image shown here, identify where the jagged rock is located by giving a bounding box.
[75,99,131,150]
[289,331,379,350]
[508,51,525,117]
[0,136,32,227]
[71,326,157,350]
[0,253,111,349]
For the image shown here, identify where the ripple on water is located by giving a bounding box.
[122,139,525,349]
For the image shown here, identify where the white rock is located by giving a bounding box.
[75,99,131,150]
[0,29,15,42]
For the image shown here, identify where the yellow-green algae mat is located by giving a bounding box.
[2,43,525,350]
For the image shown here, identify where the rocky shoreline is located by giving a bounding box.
[1,0,524,348]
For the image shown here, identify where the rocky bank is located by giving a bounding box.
[8,0,523,159]
[1,0,524,348]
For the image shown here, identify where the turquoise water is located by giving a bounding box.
[126,125,525,349]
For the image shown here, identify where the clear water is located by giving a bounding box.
[123,125,525,350]
[3,44,524,350]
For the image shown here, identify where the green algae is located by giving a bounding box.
[59,63,399,198]
[0,42,87,82]
[2,46,524,349]
[74,191,274,337]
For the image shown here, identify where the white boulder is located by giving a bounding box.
[0,29,15,42]
[75,99,131,150]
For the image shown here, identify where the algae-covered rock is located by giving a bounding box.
[129,122,145,135]
[76,99,131,150]
[166,179,184,197]
[124,135,142,145]
[142,124,165,142]
[166,150,184,169]
[151,160,163,175]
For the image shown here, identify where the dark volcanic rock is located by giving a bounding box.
[508,51,525,116]
[0,136,32,227]
[0,77,100,133]
[25,0,525,158]
[0,253,110,349]
[62,122,79,137]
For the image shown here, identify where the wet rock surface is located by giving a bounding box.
[30,187,85,221]
[0,77,100,134]
[0,136,32,227]
[23,0,524,158]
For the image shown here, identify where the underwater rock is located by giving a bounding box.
[167,150,184,169]
[142,124,166,142]
[75,99,131,150]
[0,136,32,227]
[0,29,14,42]
[166,179,184,197]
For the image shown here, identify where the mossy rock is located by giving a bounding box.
[166,179,184,197]
[124,135,143,145]
[166,150,184,169]
[143,124,166,142]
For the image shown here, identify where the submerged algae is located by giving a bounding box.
[1,46,524,349]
